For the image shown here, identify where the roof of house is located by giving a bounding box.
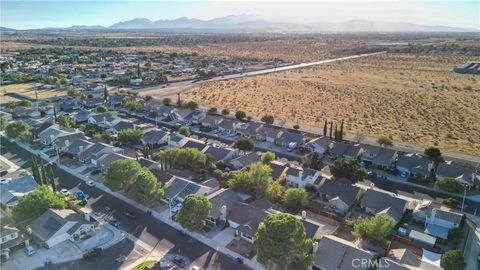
[38,125,71,141]
[236,122,263,135]
[77,142,113,161]
[201,114,223,126]
[372,148,397,167]
[54,132,85,149]
[397,155,432,173]
[257,126,283,139]
[318,180,361,207]
[142,129,169,144]
[90,112,118,123]
[276,131,304,145]
[416,201,464,225]
[207,188,244,220]
[217,118,239,130]
[163,177,214,200]
[111,120,135,131]
[314,235,375,270]
[83,97,104,107]
[73,110,94,121]
[97,152,129,169]
[204,146,235,162]
[269,161,289,180]
[227,202,268,237]
[330,142,363,157]
[436,162,476,185]
[182,139,208,152]
[0,175,38,206]
[30,209,92,242]
[156,105,175,115]
[228,152,261,168]
[361,189,407,223]
[306,136,333,149]
[65,139,95,155]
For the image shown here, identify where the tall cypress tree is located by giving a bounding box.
[340,120,344,141]
[49,167,56,192]
[177,94,181,106]
[323,120,327,136]
[53,106,57,123]
[103,84,109,102]
[334,124,338,140]
[40,161,47,185]
[329,122,333,138]
[31,156,42,185]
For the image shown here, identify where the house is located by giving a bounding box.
[87,112,119,129]
[64,139,94,157]
[97,152,131,171]
[378,248,443,270]
[361,145,398,169]
[13,107,40,118]
[436,162,476,187]
[109,119,136,134]
[182,139,209,152]
[108,95,124,108]
[203,146,237,162]
[413,200,463,240]
[141,129,170,148]
[317,179,362,215]
[170,108,195,123]
[227,202,268,243]
[236,122,263,138]
[1,216,30,260]
[168,133,188,147]
[138,158,175,184]
[269,160,289,182]
[185,110,206,125]
[228,152,261,170]
[217,118,239,134]
[206,188,244,225]
[360,189,408,224]
[396,154,433,179]
[0,175,38,209]
[154,105,175,118]
[200,114,224,129]
[329,142,364,160]
[72,110,94,123]
[30,209,95,249]
[59,100,78,111]
[163,177,215,203]
[286,166,323,189]
[255,126,282,142]
[38,125,75,145]
[0,111,13,121]
[77,142,123,164]
[304,136,333,155]
[275,131,304,148]
[82,97,104,108]
[313,235,376,270]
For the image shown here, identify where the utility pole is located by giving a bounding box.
[461,186,467,212]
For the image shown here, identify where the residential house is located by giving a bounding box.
[206,188,244,225]
[30,209,95,249]
[360,189,408,224]
[329,142,364,160]
[182,139,209,152]
[200,114,224,129]
[227,202,268,243]
[170,108,195,123]
[313,235,376,270]
[110,119,136,134]
[141,129,170,148]
[269,160,289,182]
[217,118,239,134]
[13,106,40,118]
[38,125,83,147]
[59,100,78,111]
[185,110,206,125]
[154,105,175,118]
[72,110,94,123]
[378,248,443,270]
[0,175,38,209]
[236,122,263,138]
[396,154,433,179]
[275,131,304,148]
[1,217,29,260]
[255,126,282,142]
[0,111,13,121]
[87,112,119,129]
[413,200,463,240]
[77,142,123,165]
[108,95,124,108]
[203,146,237,163]
[361,145,398,169]
[82,97,104,108]
[163,177,215,203]
[317,179,362,215]
[286,166,323,189]
[64,139,94,158]
[97,152,131,172]
[436,162,476,187]
[168,133,188,147]
[228,152,261,170]
[304,136,333,155]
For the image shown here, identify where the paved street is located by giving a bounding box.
[1,137,248,270]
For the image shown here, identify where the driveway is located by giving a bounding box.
[77,225,115,251]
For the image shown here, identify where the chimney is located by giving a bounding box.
[431,208,437,223]
[301,210,306,220]
[312,242,319,253]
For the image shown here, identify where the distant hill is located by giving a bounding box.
[0,26,16,32]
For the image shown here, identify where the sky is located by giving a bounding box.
[1,0,479,30]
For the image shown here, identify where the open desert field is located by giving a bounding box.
[0,83,67,100]
[184,53,480,155]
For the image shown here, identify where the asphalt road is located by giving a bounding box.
[0,137,248,270]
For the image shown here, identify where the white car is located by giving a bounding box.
[86,181,95,186]
[60,189,71,196]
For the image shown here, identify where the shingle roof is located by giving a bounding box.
[207,188,243,220]
[227,202,268,236]
[436,163,476,185]
[97,152,129,169]
[112,120,135,131]
[163,177,213,200]
[90,112,117,123]
[372,148,397,167]
[276,131,304,145]
[257,126,282,139]
[228,152,261,168]
[30,209,91,242]
[142,129,169,144]
[0,175,38,206]
[182,140,208,152]
[330,142,363,157]
[397,155,432,175]
[217,118,239,130]
[305,136,333,149]
[65,139,94,155]
[269,161,288,180]
[204,146,235,162]
[361,189,407,223]
[318,180,361,207]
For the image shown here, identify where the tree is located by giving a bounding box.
[67,87,79,97]
[261,115,274,125]
[31,156,43,185]
[256,213,313,270]
[441,250,465,270]
[293,124,300,131]
[103,85,109,101]
[334,123,338,140]
[229,162,273,197]
[234,137,254,152]
[153,148,208,173]
[283,188,308,212]
[100,73,107,80]
[162,97,172,105]
[185,101,198,110]
[12,185,66,223]
[104,159,141,192]
[124,100,141,112]
[178,126,190,137]
[5,121,30,139]
[424,146,444,164]
[207,107,217,114]
[129,168,164,206]
[221,108,230,116]
[266,181,282,202]
[352,215,394,248]
[437,178,465,194]
[0,118,7,131]
[329,122,333,138]
[118,129,143,145]
[96,105,108,113]
[235,111,246,120]
[443,197,458,207]
[145,95,153,101]
[176,195,212,231]
[323,120,327,136]
[377,136,393,147]
[261,151,275,163]
[57,115,74,128]
[330,158,366,183]
[80,93,86,100]
[303,152,324,170]
[339,120,344,140]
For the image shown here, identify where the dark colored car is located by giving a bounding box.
[173,256,186,267]
[83,248,102,259]
[90,169,101,176]
[109,218,120,227]
[124,211,136,218]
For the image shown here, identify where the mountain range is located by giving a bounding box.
[1,15,478,32]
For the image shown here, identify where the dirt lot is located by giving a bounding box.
[0,83,67,99]
[184,53,480,155]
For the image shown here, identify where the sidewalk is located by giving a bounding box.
[9,136,264,270]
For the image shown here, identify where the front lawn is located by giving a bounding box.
[131,260,156,270]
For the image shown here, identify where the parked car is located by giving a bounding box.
[109,218,120,227]
[60,189,71,196]
[25,245,36,256]
[83,248,102,259]
[192,265,202,270]
[124,211,136,218]
[86,181,95,186]
[90,169,101,176]
[173,256,186,267]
